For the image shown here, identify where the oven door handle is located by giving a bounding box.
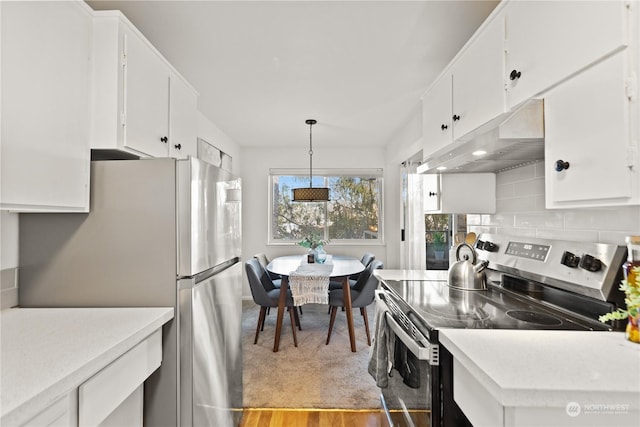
[384,312,439,365]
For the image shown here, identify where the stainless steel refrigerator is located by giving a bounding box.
[19,157,243,427]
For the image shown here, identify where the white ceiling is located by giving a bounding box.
[86,1,499,149]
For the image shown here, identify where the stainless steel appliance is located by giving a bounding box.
[374,234,626,427]
[19,158,243,427]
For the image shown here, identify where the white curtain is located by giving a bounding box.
[400,163,426,270]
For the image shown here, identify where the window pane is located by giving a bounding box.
[328,177,380,240]
[272,176,326,240]
[270,171,382,243]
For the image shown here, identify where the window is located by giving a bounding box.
[269,169,383,244]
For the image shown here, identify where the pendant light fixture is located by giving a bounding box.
[292,119,330,202]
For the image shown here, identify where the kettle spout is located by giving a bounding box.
[474,260,489,273]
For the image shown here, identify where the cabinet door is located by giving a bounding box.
[123,26,170,158]
[169,74,198,159]
[545,51,633,208]
[452,12,505,140]
[422,73,453,159]
[424,174,496,214]
[505,0,628,109]
[424,175,441,212]
[1,1,91,212]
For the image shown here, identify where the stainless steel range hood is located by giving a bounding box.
[418,99,545,174]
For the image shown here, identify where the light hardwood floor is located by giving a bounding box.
[240,409,430,427]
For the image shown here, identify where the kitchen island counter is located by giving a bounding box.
[1,306,174,425]
[440,329,640,426]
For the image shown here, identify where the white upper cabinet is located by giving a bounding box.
[422,72,453,157]
[451,12,506,140]
[91,12,198,159]
[1,1,92,212]
[544,50,637,208]
[121,23,170,158]
[422,11,505,162]
[505,0,629,109]
[424,173,496,214]
[169,73,198,159]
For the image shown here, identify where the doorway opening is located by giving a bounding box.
[425,214,467,270]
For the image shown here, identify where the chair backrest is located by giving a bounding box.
[253,253,270,269]
[352,260,384,307]
[245,259,278,307]
[352,258,380,292]
[251,254,278,291]
[360,253,375,268]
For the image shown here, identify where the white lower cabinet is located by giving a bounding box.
[14,330,161,427]
[78,330,161,427]
[21,392,77,427]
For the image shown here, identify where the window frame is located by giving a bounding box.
[268,168,384,246]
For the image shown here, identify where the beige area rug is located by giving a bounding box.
[242,301,382,409]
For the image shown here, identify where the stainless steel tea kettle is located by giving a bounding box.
[448,243,489,291]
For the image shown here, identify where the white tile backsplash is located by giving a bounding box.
[468,162,640,245]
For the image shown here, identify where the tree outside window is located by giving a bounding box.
[269,170,383,244]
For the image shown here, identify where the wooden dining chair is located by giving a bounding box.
[245,259,300,346]
[326,260,384,346]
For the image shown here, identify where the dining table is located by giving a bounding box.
[266,254,365,352]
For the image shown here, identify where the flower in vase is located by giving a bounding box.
[297,235,329,250]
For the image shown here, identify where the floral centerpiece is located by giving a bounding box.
[297,235,329,250]
[599,265,640,343]
[298,235,330,264]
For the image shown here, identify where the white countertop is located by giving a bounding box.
[439,329,640,408]
[374,269,449,281]
[1,307,174,424]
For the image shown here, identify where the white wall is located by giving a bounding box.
[468,161,640,244]
[240,145,387,298]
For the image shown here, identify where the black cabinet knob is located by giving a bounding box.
[555,160,570,172]
[160,136,168,143]
[452,114,460,121]
[428,191,437,197]
[561,251,580,268]
[441,124,448,130]
[174,143,182,150]
[579,254,602,272]
[509,70,522,80]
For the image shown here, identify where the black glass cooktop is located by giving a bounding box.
[381,279,610,332]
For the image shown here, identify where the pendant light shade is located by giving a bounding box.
[292,119,330,202]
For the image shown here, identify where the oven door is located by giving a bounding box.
[375,291,439,427]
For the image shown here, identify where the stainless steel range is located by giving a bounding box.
[373,233,627,427]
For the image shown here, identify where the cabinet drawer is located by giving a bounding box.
[78,330,162,427]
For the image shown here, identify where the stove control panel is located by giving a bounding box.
[504,241,550,261]
[475,233,626,301]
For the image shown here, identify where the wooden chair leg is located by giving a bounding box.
[361,307,371,346]
[293,307,302,330]
[260,307,268,331]
[298,306,303,316]
[255,306,267,344]
[326,306,338,345]
[289,307,298,347]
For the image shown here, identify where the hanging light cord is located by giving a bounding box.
[306,119,316,188]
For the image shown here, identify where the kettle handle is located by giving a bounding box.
[456,243,477,263]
